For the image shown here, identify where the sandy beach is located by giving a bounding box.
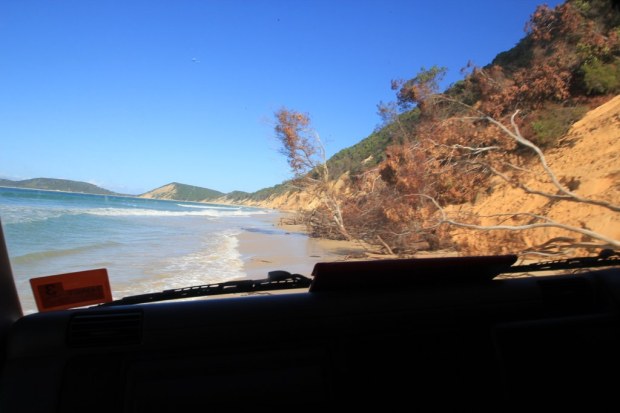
[238,212,369,280]
[236,210,465,285]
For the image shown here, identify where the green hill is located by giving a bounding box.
[140,182,224,202]
[225,182,296,202]
[326,109,419,178]
[0,178,119,195]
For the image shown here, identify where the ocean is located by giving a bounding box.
[0,187,277,314]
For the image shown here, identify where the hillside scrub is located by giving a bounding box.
[274,0,620,257]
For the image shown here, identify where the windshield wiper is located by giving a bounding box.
[100,251,620,306]
[101,271,312,307]
[501,250,620,274]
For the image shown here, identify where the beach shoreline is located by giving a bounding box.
[237,210,462,281]
[238,211,369,280]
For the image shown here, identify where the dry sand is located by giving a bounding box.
[445,95,620,256]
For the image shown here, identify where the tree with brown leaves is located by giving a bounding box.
[377,70,620,256]
[274,108,351,240]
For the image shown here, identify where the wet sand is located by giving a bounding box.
[237,212,461,282]
[238,213,368,280]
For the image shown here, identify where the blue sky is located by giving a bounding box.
[0,0,563,195]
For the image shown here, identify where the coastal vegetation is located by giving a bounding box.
[273,0,620,258]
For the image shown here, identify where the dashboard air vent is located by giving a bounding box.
[68,311,143,347]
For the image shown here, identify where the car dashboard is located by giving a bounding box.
[2,265,620,412]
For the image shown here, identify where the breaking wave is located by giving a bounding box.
[177,203,242,210]
[112,230,246,298]
[84,207,263,218]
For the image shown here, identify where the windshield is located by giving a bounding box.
[1,0,618,314]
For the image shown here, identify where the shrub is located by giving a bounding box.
[528,104,589,147]
[581,58,620,95]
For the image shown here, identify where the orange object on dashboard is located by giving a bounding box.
[30,268,112,312]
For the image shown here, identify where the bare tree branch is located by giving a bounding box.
[400,193,620,250]
[442,213,620,249]
[431,98,620,213]
[376,235,395,255]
